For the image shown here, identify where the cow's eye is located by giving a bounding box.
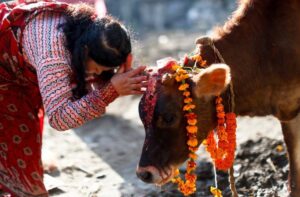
[157,113,179,128]
[163,113,175,124]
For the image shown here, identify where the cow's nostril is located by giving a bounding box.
[137,171,153,183]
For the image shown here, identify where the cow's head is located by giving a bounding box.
[137,59,231,185]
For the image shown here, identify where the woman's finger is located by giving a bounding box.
[141,81,148,88]
[129,90,144,95]
[130,76,147,84]
[130,83,143,90]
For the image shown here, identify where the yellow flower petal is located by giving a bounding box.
[183,91,191,97]
[186,126,198,134]
[183,104,196,111]
[175,74,189,82]
[189,153,198,160]
[187,138,198,147]
[184,98,193,104]
[187,119,197,125]
[175,75,182,82]
[276,145,284,152]
[201,60,207,67]
[177,69,187,75]
[210,186,223,197]
[179,83,189,91]
[172,65,181,71]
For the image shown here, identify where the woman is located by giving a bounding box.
[0,0,146,196]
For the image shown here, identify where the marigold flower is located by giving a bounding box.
[217,112,225,118]
[218,119,225,124]
[201,60,207,67]
[188,160,196,168]
[226,112,236,119]
[216,97,223,104]
[185,112,197,119]
[184,98,193,104]
[210,186,223,197]
[185,173,197,182]
[174,169,180,176]
[175,74,189,82]
[218,132,228,142]
[175,75,181,82]
[179,183,196,196]
[187,138,198,147]
[186,125,197,134]
[183,91,190,97]
[217,126,225,132]
[187,119,197,125]
[226,119,236,125]
[218,127,228,139]
[189,153,198,160]
[172,64,181,71]
[172,177,182,184]
[191,54,202,62]
[276,145,284,152]
[216,148,226,158]
[189,146,198,152]
[183,104,196,111]
[177,69,187,75]
[179,83,189,91]
[216,104,224,112]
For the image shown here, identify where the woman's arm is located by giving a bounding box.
[22,11,118,131]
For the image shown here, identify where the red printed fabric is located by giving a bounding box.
[0,1,68,196]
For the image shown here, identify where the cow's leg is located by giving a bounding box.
[281,113,300,196]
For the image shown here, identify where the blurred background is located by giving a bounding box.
[1,0,286,196]
[105,0,235,66]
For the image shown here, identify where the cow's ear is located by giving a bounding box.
[192,63,231,97]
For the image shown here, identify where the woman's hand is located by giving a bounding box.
[111,65,148,96]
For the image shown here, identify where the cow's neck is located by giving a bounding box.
[203,0,274,117]
[208,0,300,120]
[214,38,270,117]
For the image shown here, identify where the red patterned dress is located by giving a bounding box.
[0,1,118,196]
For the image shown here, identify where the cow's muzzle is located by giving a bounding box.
[136,165,176,185]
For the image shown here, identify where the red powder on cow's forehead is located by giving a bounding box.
[140,59,177,128]
[141,75,158,128]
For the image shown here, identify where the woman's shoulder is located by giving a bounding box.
[23,9,71,69]
[27,9,67,28]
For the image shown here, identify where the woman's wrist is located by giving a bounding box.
[97,81,119,105]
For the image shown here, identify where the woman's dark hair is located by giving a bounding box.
[59,4,131,99]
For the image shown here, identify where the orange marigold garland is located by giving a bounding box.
[170,54,237,197]
[205,97,237,171]
[171,63,198,196]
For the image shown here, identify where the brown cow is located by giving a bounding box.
[137,0,300,196]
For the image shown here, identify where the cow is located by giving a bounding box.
[136,0,300,196]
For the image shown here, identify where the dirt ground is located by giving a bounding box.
[41,32,288,197]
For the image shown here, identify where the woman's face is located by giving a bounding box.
[85,57,113,80]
